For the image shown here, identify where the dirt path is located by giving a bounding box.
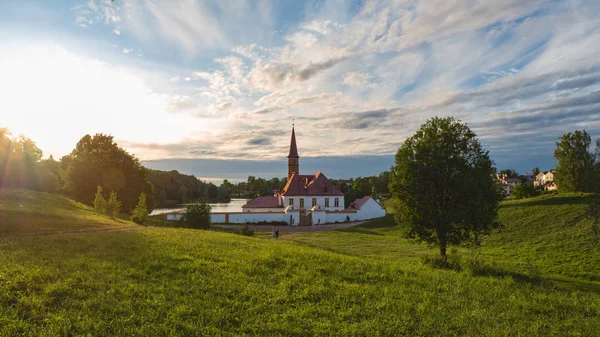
[215,221,366,233]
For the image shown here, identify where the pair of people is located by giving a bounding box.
[272,228,280,239]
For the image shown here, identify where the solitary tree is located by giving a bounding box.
[131,193,149,225]
[554,130,595,192]
[182,199,212,229]
[390,117,501,259]
[93,185,107,214]
[106,191,122,219]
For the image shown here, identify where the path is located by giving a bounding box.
[215,221,366,233]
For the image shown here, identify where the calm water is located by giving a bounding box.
[150,198,251,215]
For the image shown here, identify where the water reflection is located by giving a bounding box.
[150,198,251,215]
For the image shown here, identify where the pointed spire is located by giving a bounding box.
[288,125,299,158]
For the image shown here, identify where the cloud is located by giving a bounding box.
[123,48,132,54]
[247,137,272,145]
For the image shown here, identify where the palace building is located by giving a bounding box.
[165,126,385,225]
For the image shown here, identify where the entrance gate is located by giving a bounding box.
[299,211,312,226]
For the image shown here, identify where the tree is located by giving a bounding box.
[512,183,539,199]
[106,191,122,219]
[532,167,540,176]
[499,169,518,178]
[131,193,149,225]
[61,134,155,212]
[182,199,212,229]
[389,117,501,259]
[93,185,107,214]
[554,130,595,192]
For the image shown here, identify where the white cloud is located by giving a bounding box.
[123,48,132,54]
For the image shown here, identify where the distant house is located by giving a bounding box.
[534,171,555,189]
[497,174,521,196]
[544,181,557,191]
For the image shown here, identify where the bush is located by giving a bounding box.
[237,224,255,236]
[182,199,212,229]
[93,185,106,214]
[512,183,539,199]
[106,191,122,219]
[131,193,149,225]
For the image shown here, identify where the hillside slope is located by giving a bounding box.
[483,193,600,281]
[0,191,599,335]
[0,189,136,235]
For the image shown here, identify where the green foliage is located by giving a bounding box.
[106,190,122,219]
[0,129,49,191]
[93,185,107,214]
[130,193,149,225]
[237,224,255,236]
[61,133,154,212]
[182,199,212,229]
[390,117,501,258]
[512,183,539,199]
[499,168,519,178]
[147,169,229,207]
[532,167,541,176]
[553,130,595,192]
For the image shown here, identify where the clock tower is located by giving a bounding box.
[287,126,299,179]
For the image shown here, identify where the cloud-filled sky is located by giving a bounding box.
[1,0,600,182]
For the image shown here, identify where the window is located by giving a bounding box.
[324,198,330,207]
[312,198,317,207]
[299,198,304,208]
[289,198,294,206]
[334,198,339,207]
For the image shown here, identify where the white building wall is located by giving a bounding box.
[326,212,358,223]
[227,213,286,224]
[282,196,345,211]
[312,211,327,225]
[211,214,227,223]
[241,208,284,213]
[355,199,386,220]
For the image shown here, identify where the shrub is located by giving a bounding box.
[238,224,255,236]
[106,191,122,219]
[93,185,106,214]
[131,193,149,225]
[182,199,212,229]
[512,183,539,199]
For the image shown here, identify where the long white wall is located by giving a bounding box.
[226,213,286,224]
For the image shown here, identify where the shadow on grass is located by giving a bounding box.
[339,227,385,236]
[500,194,591,209]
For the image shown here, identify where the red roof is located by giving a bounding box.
[288,127,299,158]
[281,172,344,196]
[348,196,371,210]
[242,196,282,208]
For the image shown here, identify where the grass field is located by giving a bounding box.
[1,189,599,336]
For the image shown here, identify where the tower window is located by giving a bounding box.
[312,198,317,207]
[334,198,339,207]
[299,198,305,208]
[324,198,330,207]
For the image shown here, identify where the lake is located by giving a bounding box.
[150,198,251,216]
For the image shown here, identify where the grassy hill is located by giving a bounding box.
[0,189,137,235]
[1,190,599,335]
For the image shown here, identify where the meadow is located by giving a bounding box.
[1,189,599,336]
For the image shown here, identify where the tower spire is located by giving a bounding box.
[287,123,299,179]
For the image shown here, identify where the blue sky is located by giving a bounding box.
[1,0,600,182]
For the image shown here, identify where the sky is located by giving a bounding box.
[1,0,600,182]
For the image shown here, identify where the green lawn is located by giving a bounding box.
[0,189,136,235]
[1,190,599,336]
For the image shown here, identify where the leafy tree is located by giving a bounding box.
[499,169,519,178]
[182,199,212,229]
[61,134,154,212]
[93,185,107,214]
[106,191,122,219]
[512,183,539,199]
[532,167,540,176]
[390,117,501,259]
[554,130,595,192]
[131,193,149,225]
